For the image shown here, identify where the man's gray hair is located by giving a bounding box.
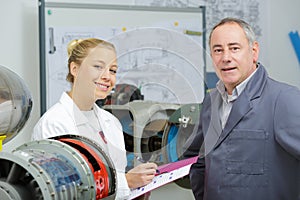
[209,17,257,47]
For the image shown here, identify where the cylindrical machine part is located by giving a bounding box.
[0,65,32,143]
[0,135,117,200]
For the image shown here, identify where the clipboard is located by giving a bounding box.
[129,156,198,199]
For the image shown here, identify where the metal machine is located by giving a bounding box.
[161,103,202,189]
[162,103,202,163]
[0,135,116,200]
[0,65,32,148]
[104,101,201,188]
[103,101,180,170]
[0,64,201,199]
[0,65,117,199]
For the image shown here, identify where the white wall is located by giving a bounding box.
[1,0,40,150]
[268,0,300,87]
[0,0,299,199]
[2,0,299,151]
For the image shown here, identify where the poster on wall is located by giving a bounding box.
[44,4,206,109]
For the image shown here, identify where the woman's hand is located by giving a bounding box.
[125,162,158,189]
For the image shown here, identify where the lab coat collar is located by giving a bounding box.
[59,92,89,126]
[59,92,114,142]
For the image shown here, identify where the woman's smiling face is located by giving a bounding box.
[71,45,118,103]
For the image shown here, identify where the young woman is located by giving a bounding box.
[32,38,157,199]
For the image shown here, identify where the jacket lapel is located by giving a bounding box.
[212,64,267,149]
[214,93,252,148]
[203,92,223,155]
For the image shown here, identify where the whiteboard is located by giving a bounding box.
[40,2,206,112]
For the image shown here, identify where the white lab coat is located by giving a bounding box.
[32,92,130,199]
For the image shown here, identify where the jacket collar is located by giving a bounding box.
[243,63,268,100]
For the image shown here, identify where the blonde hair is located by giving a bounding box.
[66,38,116,83]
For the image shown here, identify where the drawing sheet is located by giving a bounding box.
[129,163,191,199]
[44,5,205,109]
[129,156,198,199]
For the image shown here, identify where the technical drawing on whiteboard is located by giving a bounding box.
[46,21,205,109]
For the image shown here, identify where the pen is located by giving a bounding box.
[135,155,160,174]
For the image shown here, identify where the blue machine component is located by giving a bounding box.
[32,153,81,192]
[166,124,179,162]
[289,31,300,64]
[126,152,135,171]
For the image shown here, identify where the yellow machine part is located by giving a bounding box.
[0,135,6,151]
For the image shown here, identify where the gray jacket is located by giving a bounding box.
[184,64,300,200]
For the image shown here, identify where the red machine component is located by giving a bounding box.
[58,138,110,199]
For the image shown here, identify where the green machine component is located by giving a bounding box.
[162,103,202,163]
[161,103,202,189]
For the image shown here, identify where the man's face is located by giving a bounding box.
[210,22,259,94]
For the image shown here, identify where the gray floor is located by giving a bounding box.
[150,182,194,200]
